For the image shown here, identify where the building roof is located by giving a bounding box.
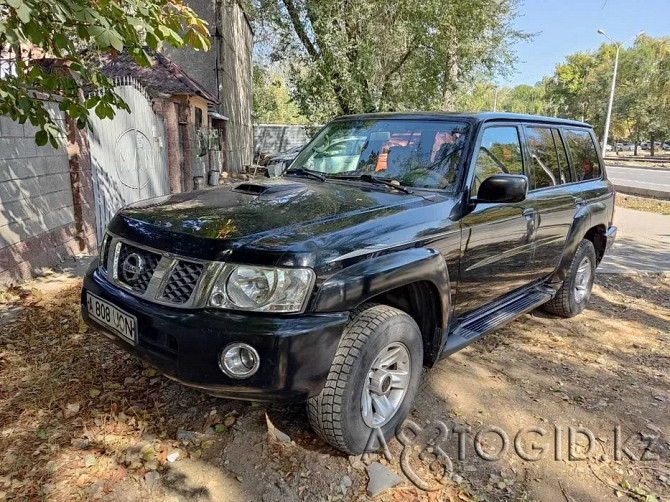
[98,49,220,104]
[334,111,590,128]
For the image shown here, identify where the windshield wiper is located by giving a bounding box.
[333,173,413,194]
[284,168,326,182]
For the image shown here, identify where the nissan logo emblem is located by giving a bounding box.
[121,253,145,283]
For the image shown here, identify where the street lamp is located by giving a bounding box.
[597,29,645,153]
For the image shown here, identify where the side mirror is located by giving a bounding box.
[476,174,528,203]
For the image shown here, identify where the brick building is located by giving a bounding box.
[165,0,254,174]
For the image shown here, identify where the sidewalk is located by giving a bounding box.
[598,206,670,273]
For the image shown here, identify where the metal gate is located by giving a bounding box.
[88,77,170,241]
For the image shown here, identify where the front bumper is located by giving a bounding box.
[605,225,617,252]
[81,263,349,402]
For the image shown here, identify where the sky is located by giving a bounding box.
[505,0,669,87]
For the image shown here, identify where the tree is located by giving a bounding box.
[251,0,528,122]
[0,0,210,147]
[616,36,670,154]
[252,65,308,124]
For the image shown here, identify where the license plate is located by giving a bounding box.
[86,292,137,345]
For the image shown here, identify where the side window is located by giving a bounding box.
[565,129,601,181]
[472,126,523,195]
[526,127,561,190]
[552,129,571,183]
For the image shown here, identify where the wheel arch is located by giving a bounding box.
[549,200,609,283]
[311,248,451,365]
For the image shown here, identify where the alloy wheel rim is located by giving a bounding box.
[573,256,592,303]
[361,342,411,428]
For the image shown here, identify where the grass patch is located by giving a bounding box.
[616,193,670,215]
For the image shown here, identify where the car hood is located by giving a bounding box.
[111,178,458,267]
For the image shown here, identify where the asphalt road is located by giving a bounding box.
[606,165,670,197]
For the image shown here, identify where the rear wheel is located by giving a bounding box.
[543,239,596,317]
[307,304,423,454]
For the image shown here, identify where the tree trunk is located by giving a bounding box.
[650,132,655,157]
[441,51,459,111]
[634,125,639,156]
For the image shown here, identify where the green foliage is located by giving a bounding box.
[250,0,528,122]
[454,81,556,117]
[615,36,670,147]
[252,65,308,124]
[454,35,670,149]
[0,0,210,147]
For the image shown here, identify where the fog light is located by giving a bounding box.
[219,343,260,378]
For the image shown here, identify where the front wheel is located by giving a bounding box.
[543,238,596,317]
[307,304,423,454]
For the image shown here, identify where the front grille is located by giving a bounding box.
[161,261,204,304]
[115,243,161,293]
[100,235,112,272]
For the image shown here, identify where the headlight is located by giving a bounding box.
[209,264,315,313]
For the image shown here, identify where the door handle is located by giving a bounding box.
[574,197,585,207]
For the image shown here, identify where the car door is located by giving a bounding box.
[523,125,580,278]
[455,124,537,318]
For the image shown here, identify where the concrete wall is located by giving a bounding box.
[0,107,96,285]
[219,0,253,172]
[166,0,253,174]
[254,124,317,156]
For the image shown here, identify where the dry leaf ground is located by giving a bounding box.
[0,273,668,501]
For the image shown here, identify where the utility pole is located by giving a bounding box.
[493,87,500,112]
[597,29,645,153]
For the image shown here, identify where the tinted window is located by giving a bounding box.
[527,127,561,190]
[472,126,523,194]
[553,129,571,183]
[290,119,470,189]
[565,129,601,181]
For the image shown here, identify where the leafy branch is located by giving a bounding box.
[0,0,210,147]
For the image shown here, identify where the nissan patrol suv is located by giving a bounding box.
[82,112,616,454]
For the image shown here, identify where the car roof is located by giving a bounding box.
[333,111,591,128]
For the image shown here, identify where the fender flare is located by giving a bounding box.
[311,248,451,352]
[549,201,608,283]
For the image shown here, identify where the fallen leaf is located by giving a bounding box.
[140,444,156,461]
[64,403,80,418]
[157,445,168,465]
[142,368,156,377]
[89,389,101,398]
[84,454,97,468]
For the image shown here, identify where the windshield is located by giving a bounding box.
[288,119,470,189]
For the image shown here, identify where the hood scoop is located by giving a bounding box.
[233,182,304,196]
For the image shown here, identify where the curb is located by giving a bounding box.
[613,184,670,200]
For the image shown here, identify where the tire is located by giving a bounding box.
[307,304,423,454]
[543,239,596,318]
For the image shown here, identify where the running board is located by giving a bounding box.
[442,288,555,357]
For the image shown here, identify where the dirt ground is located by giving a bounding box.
[0,273,668,501]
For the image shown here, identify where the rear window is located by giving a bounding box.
[564,129,601,181]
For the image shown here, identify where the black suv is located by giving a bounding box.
[82,112,616,454]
